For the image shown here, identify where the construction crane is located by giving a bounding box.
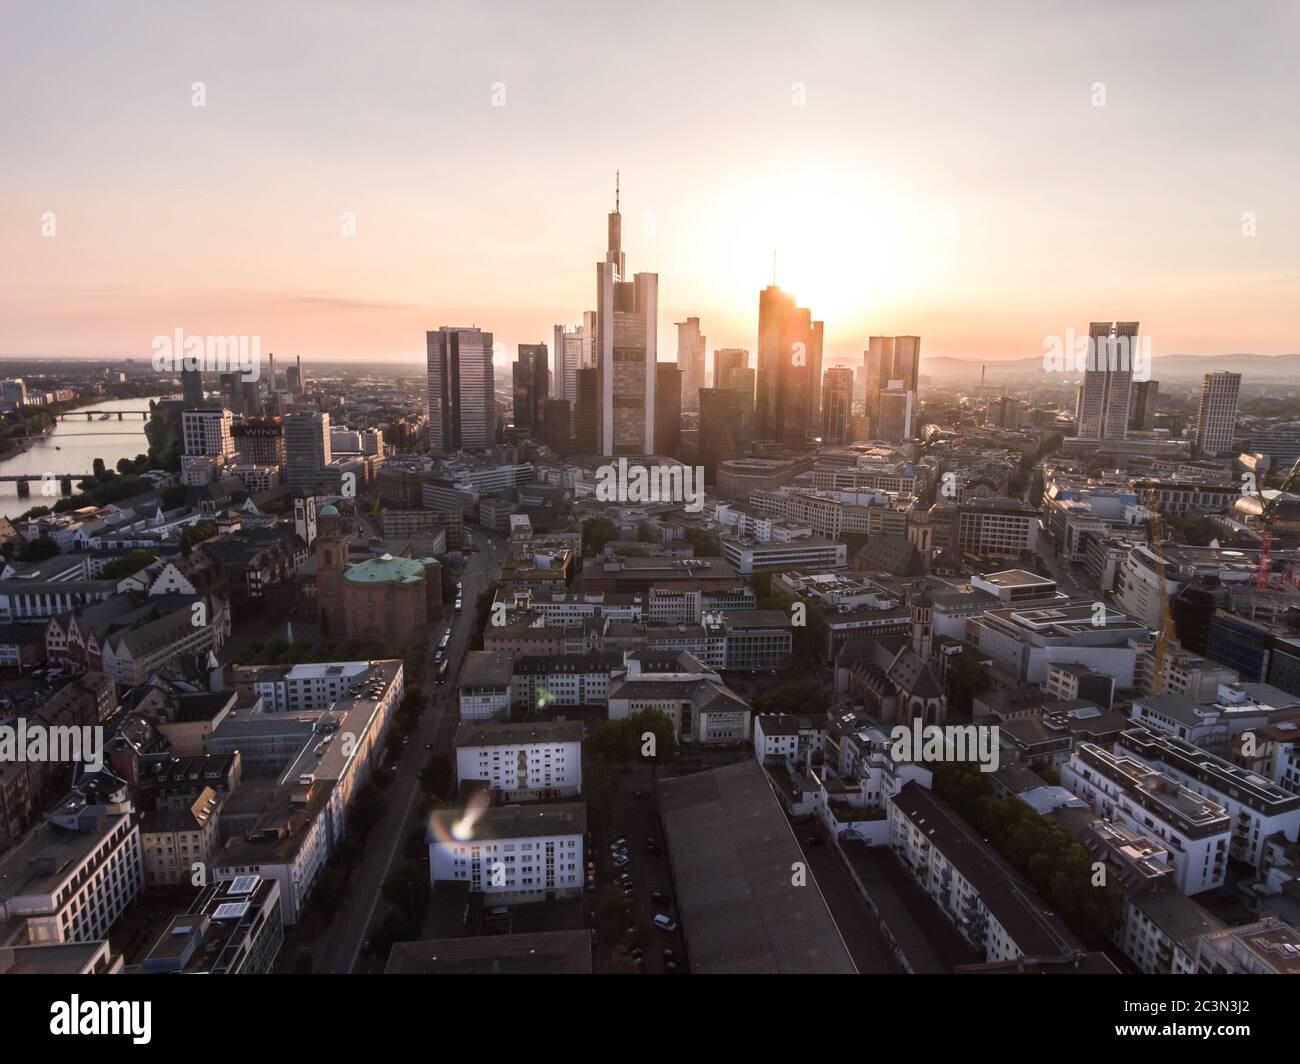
[1144,487,1179,695]
[1248,455,1300,590]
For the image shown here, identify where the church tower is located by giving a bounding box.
[315,503,344,627]
[910,586,933,660]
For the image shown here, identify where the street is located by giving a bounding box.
[293,524,508,972]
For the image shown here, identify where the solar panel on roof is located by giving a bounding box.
[227,874,260,895]
[213,901,250,920]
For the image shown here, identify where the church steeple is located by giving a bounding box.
[911,586,933,660]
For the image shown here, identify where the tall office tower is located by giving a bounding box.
[541,398,572,455]
[283,410,333,490]
[552,317,592,406]
[595,178,657,455]
[574,367,599,455]
[655,362,682,458]
[181,366,204,406]
[219,373,251,417]
[1129,378,1159,432]
[675,317,706,411]
[426,326,496,453]
[1077,321,1139,440]
[286,355,304,395]
[755,285,823,448]
[1195,371,1241,456]
[182,408,236,460]
[877,386,914,444]
[820,368,854,445]
[713,348,748,389]
[512,343,549,436]
[723,366,757,444]
[698,387,750,485]
[863,335,921,432]
[232,416,286,467]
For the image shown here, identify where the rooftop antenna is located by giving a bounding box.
[615,170,620,213]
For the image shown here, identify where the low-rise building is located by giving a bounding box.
[453,720,583,800]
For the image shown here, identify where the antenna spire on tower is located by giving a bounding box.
[615,170,620,213]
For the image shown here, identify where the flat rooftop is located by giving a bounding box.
[658,759,856,974]
[386,929,592,974]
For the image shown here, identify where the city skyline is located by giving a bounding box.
[3,1,1298,366]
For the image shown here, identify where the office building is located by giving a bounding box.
[755,285,823,447]
[863,335,920,431]
[714,347,748,389]
[820,367,854,445]
[427,326,496,452]
[877,385,913,443]
[655,361,682,458]
[676,316,706,410]
[232,416,285,468]
[181,366,204,405]
[1194,371,1241,456]
[552,314,594,406]
[1077,321,1139,440]
[1129,378,1159,431]
[512,342,549,436]
[182,408,235,461]
[541,398,571,455]
[283,410,332,490]
[574,367,599,454]
[595,181,657,455]
[698,387,750,484]
[142,875,283,975]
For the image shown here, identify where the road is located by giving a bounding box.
[304,524,508,973]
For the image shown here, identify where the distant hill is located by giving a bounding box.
[921,352,1300,382]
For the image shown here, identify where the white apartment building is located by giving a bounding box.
[454,720,583,800]
[1194,371,1241,456]
[428,804,586,903]
[1115,727,1300,869]
[182,408,236,460]
[0,776,143,945]
[1061,742,1230,895]
[510,652,620,709]
[889,782,1082,963]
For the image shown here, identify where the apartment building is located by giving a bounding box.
[139,786,222,888]
[510,652,621,709]
[453,720,583,800]
[1061,742,1230,895]
[0,773,144,945]
[458,651,514,723]
[428,803,586,903]
[888,782,1084,963]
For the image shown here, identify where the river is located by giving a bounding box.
[0,394,169,521]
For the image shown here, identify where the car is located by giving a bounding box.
[621,882,635,894]
[612,855,630,868]
[653,914,678,933]
[388,763,398,772]
[611,835,627,847]
[615,873,632,884]
[650,891,671,905]
[662,948,676,961]
[664,961,679,972]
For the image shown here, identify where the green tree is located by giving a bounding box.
[582,517,619,555]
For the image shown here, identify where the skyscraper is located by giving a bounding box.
[1129,378,1159,432]
[427,326,496,453]
[181,366,204,406]
[541,398,572,455]
[1195,371,1241,456]
[655,362,682,458]
[713,348,748,389]
[284,410,332,490]
[820,367,854,445]
[1077,321,1139,440]
[699,387,750,485]
[512,343,549,436]
[755,285,823,448]
[863,335,921,434]
[552,314,594,407]
[675,317,706,411]
[595,177,657,455]
[877,386,913,444]
[574,367,599,455]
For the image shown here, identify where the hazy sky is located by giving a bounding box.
[2,0,1297,370]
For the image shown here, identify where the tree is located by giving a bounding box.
[419,751,453,797]
[98,550,155,582]
[946,652,992,715]
[587,709,677,766]
[582,517,619,555]
[753,678,829,716]
[17,536,59,563]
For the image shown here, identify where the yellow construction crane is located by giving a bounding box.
[1145,487,1179,694]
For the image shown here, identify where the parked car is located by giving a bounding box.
[653,914,678,933]
[650,891,671,905]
